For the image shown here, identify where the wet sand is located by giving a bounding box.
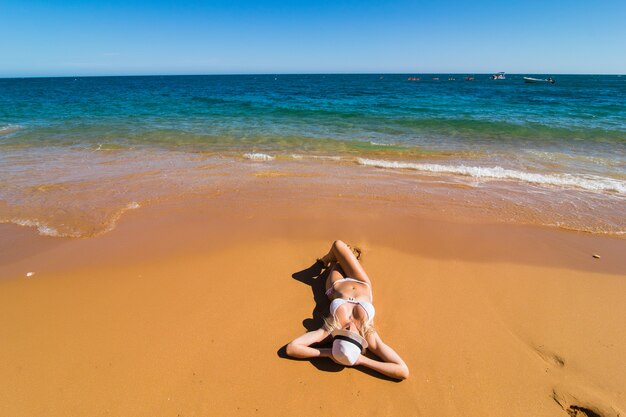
[1,180,625,417]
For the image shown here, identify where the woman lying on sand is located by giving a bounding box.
[286,240,409,380]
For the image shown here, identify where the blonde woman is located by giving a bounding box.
[286,240,409,380]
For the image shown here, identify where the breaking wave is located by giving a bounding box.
[244,153,275,161]
[290,154,342,161]
[356,158,626,194]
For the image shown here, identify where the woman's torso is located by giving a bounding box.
[330,279,372,302]
[327,278,375,324]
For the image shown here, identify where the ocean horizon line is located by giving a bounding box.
[1,71,625,80]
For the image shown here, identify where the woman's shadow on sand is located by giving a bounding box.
[276,261,397,381]
[292,261,331,332]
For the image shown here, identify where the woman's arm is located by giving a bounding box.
[286,328,332,359]
[358,331,409,380]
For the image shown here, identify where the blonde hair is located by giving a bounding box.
[323,314,375,339]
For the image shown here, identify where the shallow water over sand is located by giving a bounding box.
[1,75,624,237]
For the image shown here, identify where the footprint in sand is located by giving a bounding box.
[534,346,566,368]
[531,346,622,417]
[552,387,623,417]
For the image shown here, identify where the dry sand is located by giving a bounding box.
[1,181,625,417]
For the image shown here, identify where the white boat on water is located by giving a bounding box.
[524,76,555,84]
[490,72,506,80]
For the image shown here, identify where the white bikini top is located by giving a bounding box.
[330,298,376,322]
[328,278,375,322]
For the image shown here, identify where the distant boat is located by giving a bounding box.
[464,76,475,81]
[432,77,439,81]
[448,77,456,81]
[490,72,506,80]
[524,76,555,84]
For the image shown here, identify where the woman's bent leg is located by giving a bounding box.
[329,240,370,285]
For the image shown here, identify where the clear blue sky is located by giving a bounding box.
[2,0,625,77]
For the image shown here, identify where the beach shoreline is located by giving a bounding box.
[2,152,624,241]
[1,180,625,417]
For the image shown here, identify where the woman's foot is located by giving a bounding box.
[316,254,333,268]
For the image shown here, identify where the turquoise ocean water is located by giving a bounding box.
[1,74,624,237]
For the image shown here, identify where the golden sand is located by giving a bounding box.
[1,180,625,417]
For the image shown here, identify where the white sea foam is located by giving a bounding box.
[6,202,141,238]
[244,153,275,161]
[37,225,64,237]
[11,219,68,237]
[290,154,342,161]
[98,201,142,235]
[356,158,626,194]
[369,141,394,146]
[0,124,23,137]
